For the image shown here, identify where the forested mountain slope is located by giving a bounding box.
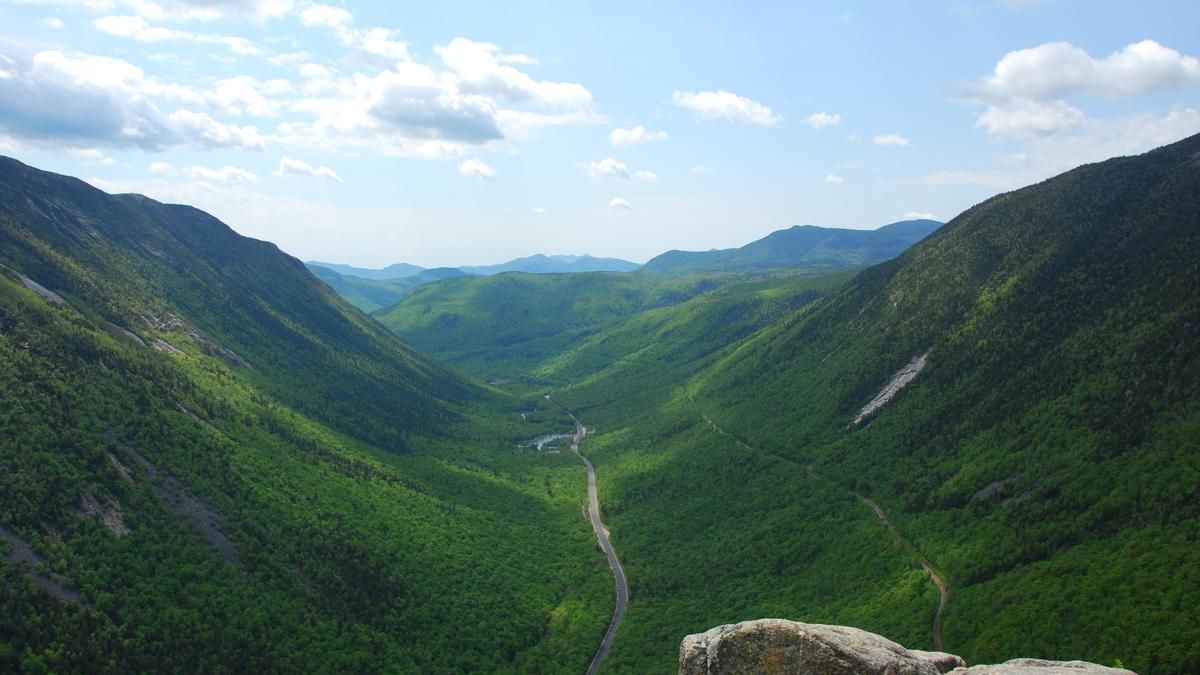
[553,135,1200,673]
[0,157,609,672]
[374,270,743,388]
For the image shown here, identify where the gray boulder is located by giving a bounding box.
[950,659,1135,674]
[679,619,964,674]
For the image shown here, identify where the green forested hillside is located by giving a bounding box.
[0,157,609,673]
[547,135,1200,672]
[374,271,736,388]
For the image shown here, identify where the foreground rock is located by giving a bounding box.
[679,620,1134,675]
[952,660,1135,674]
[679,619,963,674]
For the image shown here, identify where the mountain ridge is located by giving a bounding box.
[641,219,942,275]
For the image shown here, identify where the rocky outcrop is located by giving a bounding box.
[679,621,1133,675]
[679,620,964,674]
[951,660,1134,674]
[853,350,930,426]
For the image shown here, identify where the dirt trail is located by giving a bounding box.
[699,413,949,651]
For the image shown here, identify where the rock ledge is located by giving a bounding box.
[679,620,1134,675]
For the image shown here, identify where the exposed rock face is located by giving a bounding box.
[679,622,1134,675]
[853,350,930,426]
[679,619,964,675]
[951,659,1135,674]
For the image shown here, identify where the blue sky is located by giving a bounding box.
[1,0,1198,267]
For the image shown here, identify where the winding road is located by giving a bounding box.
[699,412,949,651]
[551,398,628,675]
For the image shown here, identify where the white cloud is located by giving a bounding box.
[609,197,631,210]
[974,40,1200,102]
[183,164,259,182]
[532,207,546,214]
[113,0,295,22]
[208,76,291,117]
[824,173,843,184]
[69,147,115,164]
[689,165,709,175]
[804,112,841,129]
[581,157,630,180]
[903,106,1200,189]
[874,133,910,147]
[633,169,658,183]
[274,156,341,182]
[975,98,1086,137]
[437,38,592,108]
[609,124,668,145]
[149,161,172,173]
[273,37,601,158]
[672,89,782,126]
[966,40,1200,139]
[0,50,264,151]
[904,211,937,220]
[42,16,66,28]
[299,3,351,28]
[92,15,261,54]
[457,158,495,179]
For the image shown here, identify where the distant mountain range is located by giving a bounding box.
[639,219,942,275]
[309,222,941,312]
[307,253,638,281]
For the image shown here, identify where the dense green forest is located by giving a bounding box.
[377,137,1200,673]
[3,134,1199,675]
[546,134,1200,673]
[0,157,610,673]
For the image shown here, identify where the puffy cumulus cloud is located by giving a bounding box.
[632,170,658,183]
[207,76,291,116]
[367,67,504,143]
[967,40,1200,139]
[273,156,341,182]
[93,15,261,54]
[608,197,631,210]
[874,133,910,147]
[532,207,546,214]
[298,4,409,65]
[581,157,630,180]
[672,89,781,126]
[457,158,495,179]
[0,50,264,151]
[42,16,66,29]
[974,40,1200,102]
[437,38,592,109]
[609,124,667,145]
[804,112,841,129]
[824,173,843,184]
[904,211,937,220]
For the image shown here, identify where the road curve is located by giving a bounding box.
[562,410,628,674]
